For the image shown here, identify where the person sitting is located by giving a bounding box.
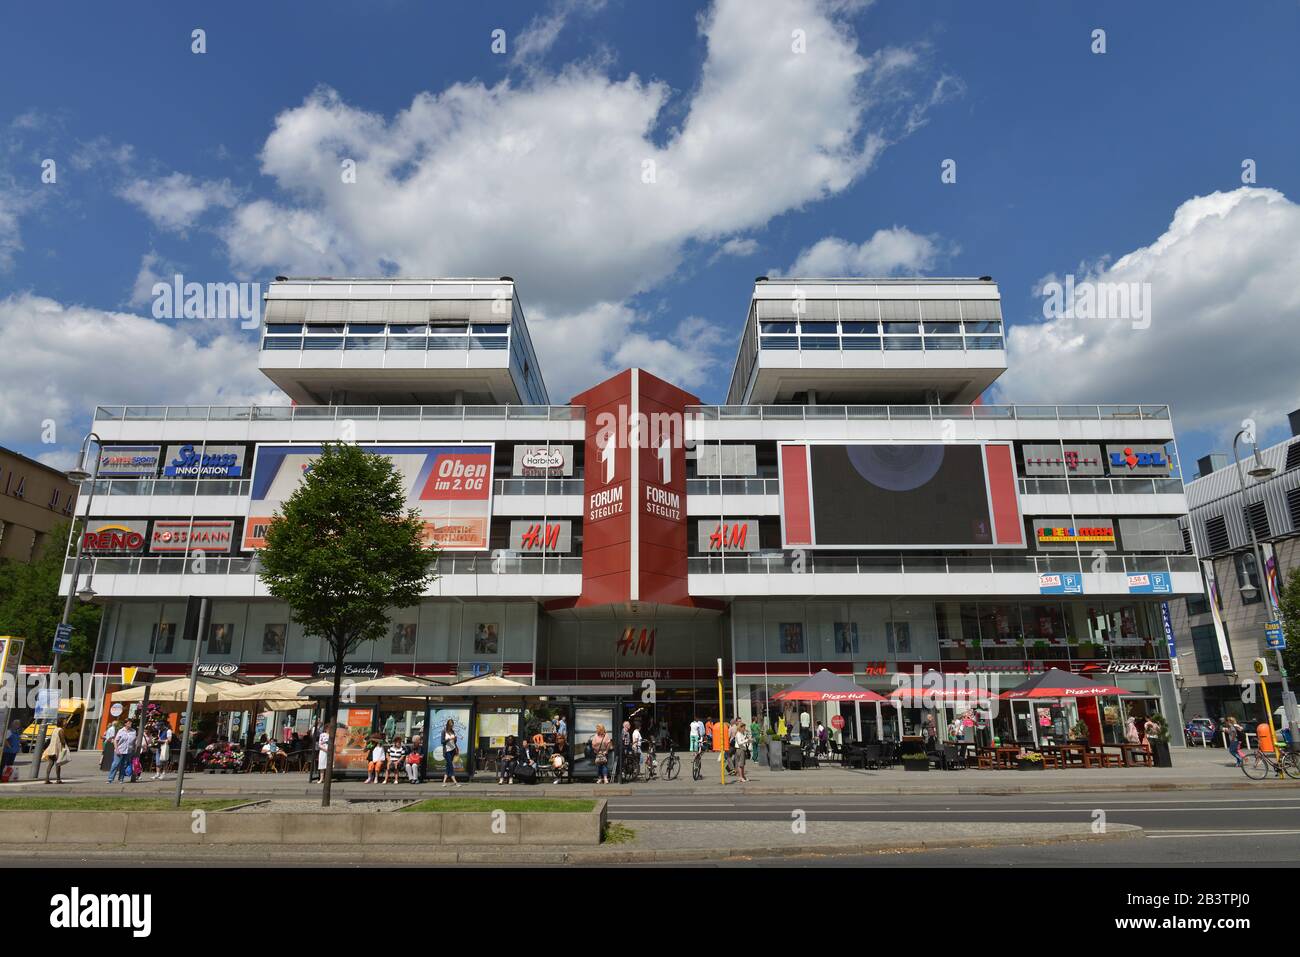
[261,737,284,773]
[384,736,405,784]
[365,739,386,784]
[549,747,569,783]
[404,735,424,784]
[497,735,519,785]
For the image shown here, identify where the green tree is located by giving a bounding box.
[1279,566,1300,681]
[255,443,435,806]
[0,521,100,675]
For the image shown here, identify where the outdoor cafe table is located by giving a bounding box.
[1055,742,1095,768]
[1117,743,1154,767]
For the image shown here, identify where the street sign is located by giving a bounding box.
[1254,657,1269,677]
[830,714,845,730]
[120,666,157,686]
[52,623,73,654]
[1265,620,1286,650]
[35,688,60,721]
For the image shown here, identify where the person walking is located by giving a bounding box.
[153,721,172,780]
[689,717,703,753]
[41,729,70,784]
[1124,716,1140,745]
[2,720,22,782]
[590,724,613,785]
[733,719,750,783]
[1223,716,1244,768]
[99,720,119,772]
[107,719,137,783]
[306,722,320,782]
[440,719,461,787]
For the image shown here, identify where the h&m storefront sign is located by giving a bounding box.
[508,519,572,553]
[1022,444,1105,477]
[1105,444,1171,475]
[697,519,759,552]
[511,444,574,477]
[163,444,246,478]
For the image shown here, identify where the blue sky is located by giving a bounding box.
[1,0,1298,470]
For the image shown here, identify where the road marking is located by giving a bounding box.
[1147,829,1300,838]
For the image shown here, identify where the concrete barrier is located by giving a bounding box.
[0,801,606,846]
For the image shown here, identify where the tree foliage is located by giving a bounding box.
[1279,566,1300,680]
[0,521,100,674]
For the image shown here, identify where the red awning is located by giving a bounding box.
[770,669,887,703]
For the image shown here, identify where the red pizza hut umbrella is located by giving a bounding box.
[998,667,1132,700]
[771,669,886,702]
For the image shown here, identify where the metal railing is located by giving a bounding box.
[65,554,582,577]
[80,477,584,498]
[1018,477,1186,496]
[687,553,1199,576]
[686,404,1171,422]
[93,405,585,423]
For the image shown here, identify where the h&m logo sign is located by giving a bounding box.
[616,627,655,657]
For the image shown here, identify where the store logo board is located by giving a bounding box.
[508,520,572,553]
[196,662,239,678]
[312,662,383,680]
[698,519,759,552]
[1160,603,1179,674]
[1105,444,1171,475]
[97,446,161,477]
[511,444,573,477]
[1033,518,1116,551]
[1127,571,1172,594]
[243,444,494,550]
[81,519,148,553]
[149,519,236,554]
[1038,571,1084,595]
[1021,443,1105,477]
[162,444,246,478]
[1075,660,1170,674]
[779,442,1024,549]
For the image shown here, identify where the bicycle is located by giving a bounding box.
[1241,746,1300,780]
[618,749,641,783]
[691,745,704,781]
[660,742,681,781]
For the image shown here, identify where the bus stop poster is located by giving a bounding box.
[429,706,470,774]
[243,444,494,551]
[331,707,376,773]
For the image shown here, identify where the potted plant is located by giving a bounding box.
[1016,751,1045,771]
[1148,714,1173,768]
[1069,719,1090,743]
[901,751,930,772]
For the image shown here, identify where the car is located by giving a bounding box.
[19,699,85,752]
[1184,717,1218,745]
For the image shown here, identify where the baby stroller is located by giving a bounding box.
[548,749,569,783]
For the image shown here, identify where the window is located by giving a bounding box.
[1234,552,1262,604]
[1204,514,1230,553]
[1242,500,1270,541]
[1289,486,1300,531]
[1185,594,1210,616]
[1285,442,1300,472]
[879,300,920,321]
[1191,624,1228,675]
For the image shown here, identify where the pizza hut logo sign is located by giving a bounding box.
[1080,661,1161,674]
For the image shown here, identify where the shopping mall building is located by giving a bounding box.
[70,276,1200,748]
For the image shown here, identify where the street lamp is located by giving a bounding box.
[30,432,101,777]
[1231,428,1299,755]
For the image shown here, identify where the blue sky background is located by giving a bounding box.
[1,0,1298,470]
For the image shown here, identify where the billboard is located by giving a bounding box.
[243,444,494,550]
[778,443,1023,549]
[96,446,160,477]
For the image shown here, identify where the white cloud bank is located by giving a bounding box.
[782,226,941,276]
[999,187,1300,441]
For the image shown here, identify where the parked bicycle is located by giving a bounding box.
[660,741,680,781]
[691,744,705,781]
[1241,746,1300,780]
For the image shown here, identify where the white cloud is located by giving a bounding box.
[204,0,955,401]
[711,237,760,263]
[783,226,941,276]
[0,185,25,271]
[998,187,1300,441]
[118,172,236,232]
[0,293,282,452]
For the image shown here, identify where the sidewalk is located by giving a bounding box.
[6,745,1287,798]
[0,818,1145,865]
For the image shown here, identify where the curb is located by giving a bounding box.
[0,824,1143,865]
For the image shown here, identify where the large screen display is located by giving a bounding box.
[779,442,1023,549]
[243,443,494,550]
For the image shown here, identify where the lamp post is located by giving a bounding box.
[1231,429,1300,756]
[30,432,101,777]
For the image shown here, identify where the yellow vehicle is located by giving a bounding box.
[20,699,85,752]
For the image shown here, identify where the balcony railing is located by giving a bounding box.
[93,405,585,423]
[687,553,1199,576]
[65,554,582,577]
[80,477,585,498]
[1019,477,1185,496]
[687,404,1171,422]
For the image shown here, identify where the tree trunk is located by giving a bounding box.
[321,639,346,808]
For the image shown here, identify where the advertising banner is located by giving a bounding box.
[149,520,235,554]
[97,446,160,477]
[779,442,1023,549]
[243,444,494,550]
[1033,518,1117,551]
[162,444,246,478]
[80,520,148,553]
[1038,571,1084,595]
[1127,571,1173,594]
[331,707,376,773]
[1261,541,1282,614]
[1160,602,1179,674]
[1105,443,1172,475]
[430,705,470,774]
[1021,443,1105,477]
[1201,559,1234,671]
[511,444,573,477]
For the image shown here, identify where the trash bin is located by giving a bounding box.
[767,740,784,770]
